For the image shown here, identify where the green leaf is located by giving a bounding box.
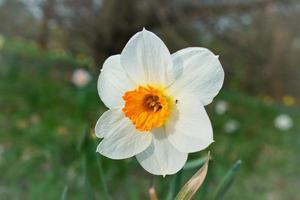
[175,152,210,200]
[214,160,242,200]
[183,157,206,171]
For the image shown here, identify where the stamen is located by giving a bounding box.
[144,95,162,112]
[122,86,170,131]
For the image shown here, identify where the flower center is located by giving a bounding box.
[122,85,170,131]
[144,94,162,112]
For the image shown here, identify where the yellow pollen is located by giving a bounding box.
[122,85,170,131]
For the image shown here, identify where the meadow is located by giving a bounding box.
[0,38,299,200]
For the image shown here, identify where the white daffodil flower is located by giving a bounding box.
[95,29,224,176]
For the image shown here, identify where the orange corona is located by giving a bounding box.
[122,86,170,131]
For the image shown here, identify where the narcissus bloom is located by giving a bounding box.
[95,29,224,176]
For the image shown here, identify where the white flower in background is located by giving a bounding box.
[95,29,224,176]
[224,120,239,133]
[215,100,228,115]
[274,114,293,131]
[72,68,91,88]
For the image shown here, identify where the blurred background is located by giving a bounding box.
[0,0,299,199]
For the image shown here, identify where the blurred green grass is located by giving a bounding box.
[0,38,299,200]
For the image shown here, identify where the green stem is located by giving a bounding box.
[174,170,183,195]
[96,153,111,200]
[83,155,95,200]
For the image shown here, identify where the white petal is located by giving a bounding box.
[95,108,124,138]
[96,109,152,159]
[98,55,136,109]
[120,28,174,86]
[166,92,214,153]
[136,128,188,176]
[168,47,224,105]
